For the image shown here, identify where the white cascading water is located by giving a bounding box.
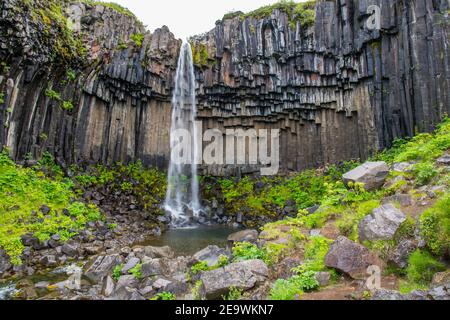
[164,41,201,227]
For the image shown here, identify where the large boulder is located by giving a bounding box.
[358,204,407,242]
[227,230,258,245]
[200,259,269,299]
[342,162,389,191]
[143,246,174,259]
[192,245,229,267]
[84,254,123,283]
[324,236,382,279]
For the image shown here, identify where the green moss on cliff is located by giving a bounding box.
[190,42,213,68]
[24,0,87,64]
[81,0,136,18]
[222,0,317,29]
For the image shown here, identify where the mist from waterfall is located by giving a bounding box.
[164,41,201,227]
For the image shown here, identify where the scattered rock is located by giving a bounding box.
[84,254,123,283]
[342,162,389,191]
[436,153,450,166]
[389,240,417,268]
[325,236,382,280]
[372,283,450,300]
[391,162,414,172]
[39,255,57,267]
[61,241,79,257]
[315,272,331,287]
[115,275,139,291]
[358,204,406,242]
[141,259,164,277]
[227,230,258,245]
[200,259,269,299]
[382,194,412,207]
[102,276,115,297]
[192,245,229,267]
[121,257,140,274]
[432,271,450,287]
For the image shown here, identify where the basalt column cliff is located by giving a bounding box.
[0,0,449,173]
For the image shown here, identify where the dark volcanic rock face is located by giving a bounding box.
[0,0,449,173]
[0,0,180,169]
[193,0,450,172]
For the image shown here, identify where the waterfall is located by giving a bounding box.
[164,41,201,227]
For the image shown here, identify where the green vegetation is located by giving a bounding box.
[150,292,176,300]
[190,255,229,276]
[62,100,74,111]
[191,280,204,300]
[129,263,142,279]
[419,195,450,257]
[222,0,317,29]
[130,33,145,48]
[112,264,123,281]
[190,42,212,68]
[222,287,243,300]
[231,241,287,266]
[405,250,445,285]
[72,161,167,214]
[81,1,136,18]
[0,151,102,265]
[45,88,62,101]
[0,92,4,105]
[24,0,87,63]
[232,242,266,262]
[270,270,318,300]
[374,116,450,164]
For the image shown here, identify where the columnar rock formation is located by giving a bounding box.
[0,0,449,174]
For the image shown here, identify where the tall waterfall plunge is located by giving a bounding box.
[164,41,201,227]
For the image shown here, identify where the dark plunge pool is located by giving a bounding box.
[141,225,240,255]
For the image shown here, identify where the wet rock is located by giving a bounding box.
[192,245,229,267]
[227,230,258,245]
[84,254,123,283]
[35,281,50,289]
[0,249,12,275]
[325,236,382,280]
[342,162,389,191]
[358,204,406,242]
[200,259,269,299]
